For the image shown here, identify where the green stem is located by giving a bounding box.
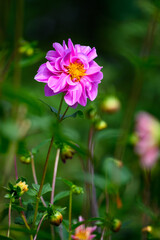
[68,190,73,240]
[57,94,64,121]
[32,136,54,227]
[59,105,70,123]
[7,199,12,237]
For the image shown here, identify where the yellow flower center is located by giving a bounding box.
[67,61,86,82]
[75,230,89,240]
[16,181,28,193]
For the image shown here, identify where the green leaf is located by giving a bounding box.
[39,100,58,117]
[30,183,52,196]
[72,217,103,230]
[53,191,70,203]
[41,183,52,195]
[31,139,51,155]
[57,177,74,187]
[62,110,84,120]
[95,129,120,141]
[0,236,14,240]
[12,204,25,212]
[27,188,37,196]
[14,216,24,225]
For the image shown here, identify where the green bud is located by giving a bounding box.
[111,219,122,232]
[20,156,31,164]
[26,48,34,56]
[71,185,84,195]
[94,119,107,131]
[50,211,63,226]
[101,96,120,114]
[86,107,97,120]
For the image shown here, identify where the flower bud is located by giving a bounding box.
[142,226,152,233]
[111,219,122,232]
[60,144,75,163]
[20,156,31,164]
[86,107,97,120]
[101,96,120,114]
[15,181,28,196]
[50,211,63,226]
[26,48,34,56]
[94,119,107,131]
[71,185,84,195]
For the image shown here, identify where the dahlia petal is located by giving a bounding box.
[44,84,55,96]
[80,45,91,54]
[46,50,59,61]
[64,84,82,106]
[34,64,52,82]
[53,42,64,56]
[63,40,68,50]
[53,74,68,93]
[87,47,97,61]
[62,51,71,67]
[46,61,57,73]
[87,83,98,101]
[55,57,62,71]
[141,147,159,168]
[86,61,102,75]
[86,71,103,83]
[78,83,87,106]
[68,38,76,55]
[71,55,89,69]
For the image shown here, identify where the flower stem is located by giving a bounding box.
[68,190,73,240]
[57,94,65,121]
[59,105,70,122]
[34,214,47,240]
[32,136,54,228]
[50,148,60,204]
[7,199,12,238]
[31,154,47,207]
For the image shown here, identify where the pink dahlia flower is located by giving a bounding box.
[34,39,103,108]
[72,216,96,240]
[135,112,160,168]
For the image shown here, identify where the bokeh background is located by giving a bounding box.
[1,0,160,239]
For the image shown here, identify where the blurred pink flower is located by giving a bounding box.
[135,112,160,168]
[34,39,103,108]
[72,216,96,240]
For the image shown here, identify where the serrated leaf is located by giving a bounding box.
[12,204,25,212]
[30,183,52,196]
[27,188,37,196]
[14,216,24,225]
[41,183,52,195]
[62,110,84,120]
[53,191,70,203]
[57,177,74,187]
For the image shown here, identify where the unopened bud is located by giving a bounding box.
[142,226,152,233]
[111,219,122,232]
[71,185,84,195]
[20,156,31,164]
[26,48,34,56]
[60,144,75,163]
[15,181,28,196]
[94,119,107,131]
[101,96,120,114]
[50,211,63,226]
[86,107,97,120]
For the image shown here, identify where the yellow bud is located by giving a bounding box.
[101,96,120,114]
[142,226,152,233]
[94,120,107,131]
[26,48,34,56]
[15,181,28,196]
[50,211,63,226]
[111,219,122,232]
